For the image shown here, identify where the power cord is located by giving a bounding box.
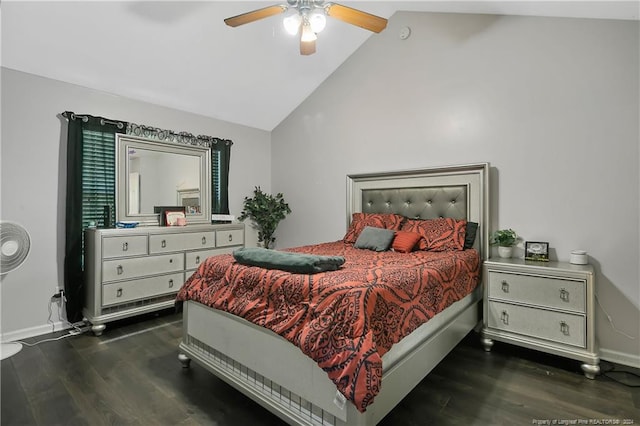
[594,293,636,340]
[51,289,91,334]
[599,359,640,388]
[1,290,91,348]
[7,331,84,347]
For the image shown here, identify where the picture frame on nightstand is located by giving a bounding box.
[524,241,549,261]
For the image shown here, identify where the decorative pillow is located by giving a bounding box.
[354,226,395,252]
[400,218,467,251]
[343,213,405,244]
[392,231,422,253]
[464,222,478,249]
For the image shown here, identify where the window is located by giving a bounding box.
[82,129,116,229]
[211,150,221,213]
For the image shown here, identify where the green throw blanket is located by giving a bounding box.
[233,247,345,274]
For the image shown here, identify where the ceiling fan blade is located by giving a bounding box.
[300,38,316,55]
[224,5,286,27]
[326,3,387,33]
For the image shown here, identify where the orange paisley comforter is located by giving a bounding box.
[176,241,480,412]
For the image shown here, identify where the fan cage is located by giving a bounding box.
[0,221,31,275]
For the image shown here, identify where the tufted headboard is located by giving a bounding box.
[346,163,490,259]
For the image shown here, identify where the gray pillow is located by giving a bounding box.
[354,226,395,252]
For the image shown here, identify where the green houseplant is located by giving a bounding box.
[239,187,291,249]
[490,228,518,258]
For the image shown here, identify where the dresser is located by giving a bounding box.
[84,223,244,335]
[481,258,599,378]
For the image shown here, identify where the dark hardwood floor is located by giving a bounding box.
[2,310,639,425]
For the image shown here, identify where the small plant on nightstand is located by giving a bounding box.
[490,228,518,258]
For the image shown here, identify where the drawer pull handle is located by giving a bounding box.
[122,242,128,251]
[560,288,569,302]
[117,265,123,275]
[560,321,570,335]
[501,310,509,325]
[169,258,173,263]
[202,236,207,245]
[169,279,174,288]
[116,288,123,298]
[228,234,233,242]
[161,240,167,248]
[501,280,509,293]
[195,255,201,264]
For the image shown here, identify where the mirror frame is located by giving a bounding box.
[116,134,211,226]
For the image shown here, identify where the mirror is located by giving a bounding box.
[116,135,211,226]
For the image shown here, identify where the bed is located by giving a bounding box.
[177,163,490,426]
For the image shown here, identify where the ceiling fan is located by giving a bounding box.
[224,0,388,55]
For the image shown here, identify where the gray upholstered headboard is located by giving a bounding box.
[361,186,468,220]
[346,163,490,259]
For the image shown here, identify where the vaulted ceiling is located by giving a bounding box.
[2,1,637,131]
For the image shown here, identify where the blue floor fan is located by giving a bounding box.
[0,221,31,360]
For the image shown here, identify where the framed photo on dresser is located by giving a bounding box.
[525,241,549,261]
[165,210,186,226]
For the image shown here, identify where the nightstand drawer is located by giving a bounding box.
[487,301,586,348]
[102,272,183,306]
[488,271,585,313]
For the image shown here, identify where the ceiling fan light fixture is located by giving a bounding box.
[309,12,326,33]
[283,13,302,35]
[225,1,388,55]
[301,23,317,42]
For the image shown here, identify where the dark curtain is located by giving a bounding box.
[62,112,126,322]
[213,139,232,215]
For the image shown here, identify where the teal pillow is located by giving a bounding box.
[354,226,395,252]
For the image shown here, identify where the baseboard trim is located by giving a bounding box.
[1,321,69,343]
[600,348,640,369]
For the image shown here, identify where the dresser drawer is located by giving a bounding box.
[181,231,217,250]
[217,229,244,247]
[102,253,184,282]
[102,272,183,306]
[102,235,147,258]
[487,301,586,348]
[488,271,585,313]
[185,247,236,271]
[149,231,216,253]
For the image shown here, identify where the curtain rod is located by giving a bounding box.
[127,123,233,146]
[61,112,125,129]
[61,111,232,146]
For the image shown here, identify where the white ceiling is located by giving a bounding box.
[2,1,638,131]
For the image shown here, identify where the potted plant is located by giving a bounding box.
[239,186,291,249]
[490,228,518,258]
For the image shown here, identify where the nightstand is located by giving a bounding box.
[481,258,599,378]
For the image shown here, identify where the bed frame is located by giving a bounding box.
[178,163,490,426]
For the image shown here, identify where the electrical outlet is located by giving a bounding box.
[52,286,64,301]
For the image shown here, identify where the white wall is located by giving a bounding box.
[0,68,271,339]
[272,13,639,365]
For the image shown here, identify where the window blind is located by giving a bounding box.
[82,129,116,229]
[211,150,221,213]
